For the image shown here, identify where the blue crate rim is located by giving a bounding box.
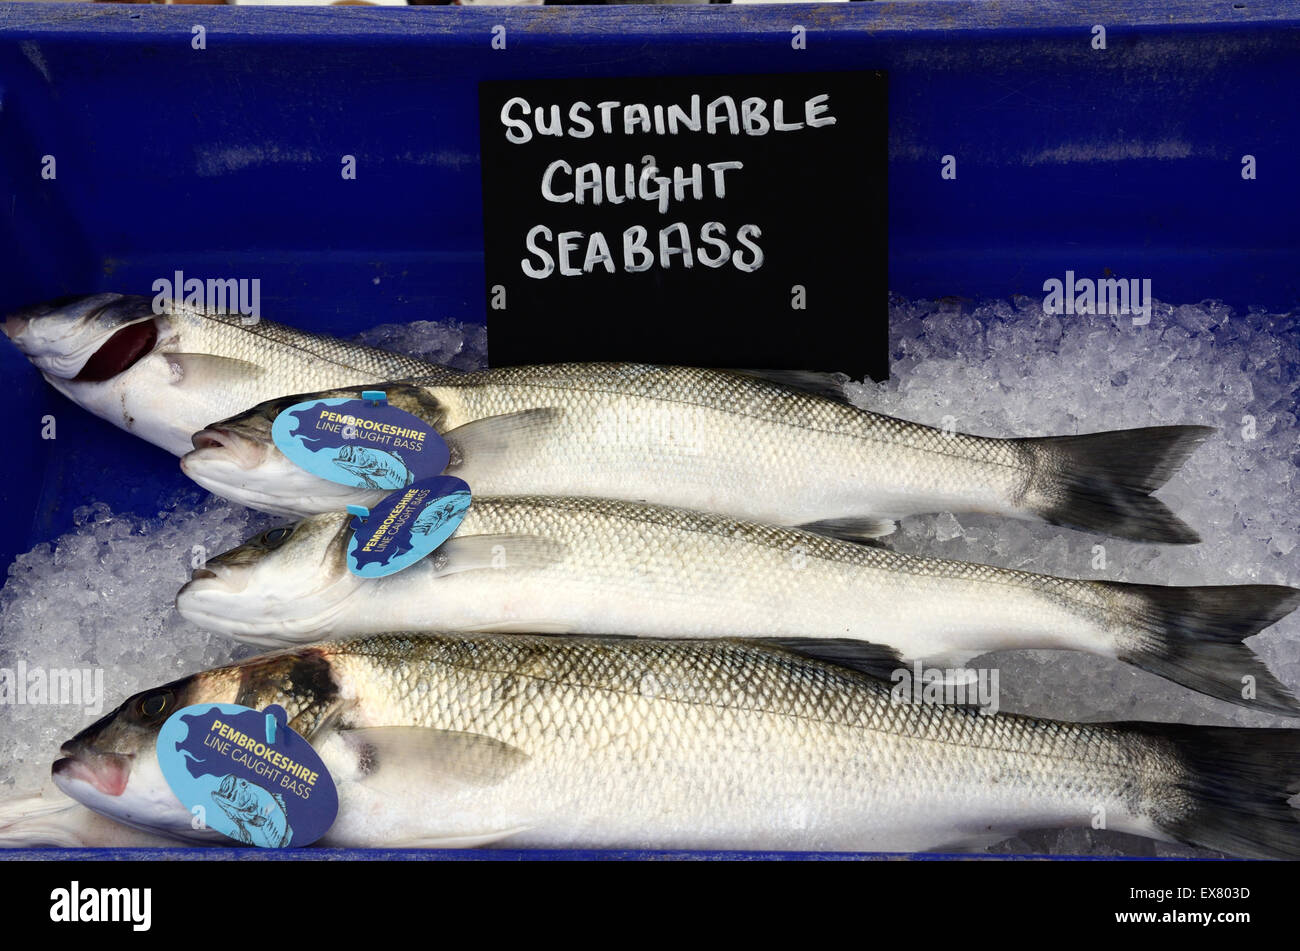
[1,847,1239,861]
[1,0,1294,865]
[0,0,1298,41]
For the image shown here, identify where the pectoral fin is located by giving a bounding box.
[431,533,568,575]
[443,408,565,473]
[927,828,1020,852]
[167,353,266,387]
[342,726,530,795]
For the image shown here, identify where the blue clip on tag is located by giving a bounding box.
[271,396,449,491]
[156,703,339,848]
[347,474,472,578]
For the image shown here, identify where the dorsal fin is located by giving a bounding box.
[744,637,903,681]
[729,369,856,405]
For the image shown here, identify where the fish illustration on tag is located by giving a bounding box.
[211,775,292,848]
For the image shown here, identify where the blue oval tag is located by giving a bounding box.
[156,703,338,848]
[270,394,449,490]
[347,475,472,578]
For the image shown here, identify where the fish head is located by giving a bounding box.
[213,775,261,816]
[176,514,360,645]
[335,445,372,465]
[51,670,231,840]
[180,382,448,517]
[52,648,340,841]
[4,293,269,455]
[3,293,160,380]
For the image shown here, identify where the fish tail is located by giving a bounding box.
[1130,723,1300,859]
[1016,425,1212,543]
[1107,581,1300,714]
[0,791,83,847]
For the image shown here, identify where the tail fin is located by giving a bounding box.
[0,788,186,848]
[1017,425,1212,544]
[1109,582,1300,715]
[0,789,107,848]
[1130,723,1300,859]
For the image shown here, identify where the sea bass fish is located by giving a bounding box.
[50,634,1300,856]
[174,497,1300,713]
[179,367,1212,543]
[1,293,436,456]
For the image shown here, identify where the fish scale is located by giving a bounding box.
[52,633,1298,855]
[183,498,1149,659]
[150,305,437,433]
[10,295,1212,542]
[316,634,1164,851]
[419,364,1029,523]
[190,359,1209,546]
[181,495,1300,712]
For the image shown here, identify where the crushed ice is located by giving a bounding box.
[1,299,1296,857]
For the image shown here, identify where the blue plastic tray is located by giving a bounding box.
[0,0,1295,860]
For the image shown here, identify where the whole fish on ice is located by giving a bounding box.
[180,366,1212,543]
[50,634,1300,856]
[175,496,1300,713]
[1,293,436,456]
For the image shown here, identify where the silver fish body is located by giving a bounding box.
[51,634,1300,856]
[2,293,436,456]
[181,365,1210,543]
[176,497,1300,712]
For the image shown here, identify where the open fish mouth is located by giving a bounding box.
[3,295,162,381]
[69,319,160,383]
[213,777,261,813]
[178,563,250,598]
[213,776,239,805]
[52,750,134,799]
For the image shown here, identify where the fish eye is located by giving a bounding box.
[262,526,294,547]
[137,690,173,720]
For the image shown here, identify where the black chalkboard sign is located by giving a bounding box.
[478,71,888,379]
